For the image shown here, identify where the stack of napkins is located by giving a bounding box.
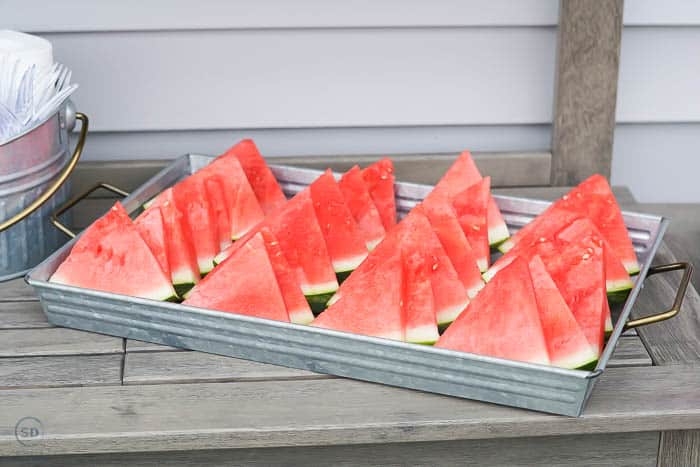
[0,30,78,144]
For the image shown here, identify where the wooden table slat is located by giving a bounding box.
[0,354,123,390]
[0,365,699,456]
[0,328,123,358]
[0,301,51,330]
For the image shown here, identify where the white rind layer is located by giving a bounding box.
[605,314,613,333]
[623,259,641,275]
[302,280,339,297]
[171,267,199,286]
[476,257,488,273]
[466,281,485,299]
[488,223,510,247]
[326,292,340,306]
[435,300,469,326]
[607,279,634,293]
[497,238,515,254]
[405,324,440,344]
[144,283,178,301]
[198,258,215,275]
[332,254,368,274]
[366,237,383,251]
[289,308,315,325]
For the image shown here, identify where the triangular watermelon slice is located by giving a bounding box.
[396,211,469,327]
[134,206,171,280]
[259,227,314,325]
[484,205,633,297]
[158,190,201,296]
[220,139,287,215]
[362,158,397,231]
[451,177,491,272]
[51,203,177,301]
[499,174,639,275]
[435,257,550,365]
[418,194,484,298]
[432,151,509,247]
[339,165,386,250]
[201,155,265,240]
[309,170,368,279]
[402,251,439,345]
[312,252,404,341]
[267,189,339,313]
[184,233,289,322]
[528,255,598,369]
[172,172,219,275]
[539,234,608,354]
[204,177,233,252]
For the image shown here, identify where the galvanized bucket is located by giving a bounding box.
[0,100,88,281]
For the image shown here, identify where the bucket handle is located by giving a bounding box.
[0,112,89,233]
[51,182,129,238]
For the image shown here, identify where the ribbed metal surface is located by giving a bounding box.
[27,154,668,416]
[0,111,72,281]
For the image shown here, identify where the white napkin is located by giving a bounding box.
[0,30,78,145]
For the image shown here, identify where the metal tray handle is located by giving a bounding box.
[0,112,89,233]
[51,182,130,238]
[624,262,693,330]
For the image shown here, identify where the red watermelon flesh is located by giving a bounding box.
[500,174,639,275]
[403,251,439,344]
[436,257,550,365]
[204,177,233,251]
[528,255,598,369]
[325,227,400,308]
[451,176,491,272]
[362,158,396,231]
[397,211,470,326]
[259,227,314,325]
[172,173,219,275]
[339,165,386,250]
[184,233,289,322]
[134,206,171,280]
[310,170,368,274]
[418,194,484,298]
[51,203,177,301]
[543,243,607,354]
[201,155,265,240]
[221,139,287,215]
[432,151,509,246]
[158,189,201,294]
[312,252,404,341]
[268,190,338,304]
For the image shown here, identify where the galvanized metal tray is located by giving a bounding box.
[26,154,682,416]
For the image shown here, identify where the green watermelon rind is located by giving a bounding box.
[607,289,631,304]
[574,357,599,372]
[553,347,599,371]
[488,224,510,248]
[307,292,335,314]
[624,260,641,276]
[336,270,353,284]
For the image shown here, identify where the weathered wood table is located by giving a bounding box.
[1,185,699,466]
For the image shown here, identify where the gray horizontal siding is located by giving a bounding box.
[77,125,551,161]
[7,0,700,201]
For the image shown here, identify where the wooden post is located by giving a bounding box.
[550,0,624,185]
